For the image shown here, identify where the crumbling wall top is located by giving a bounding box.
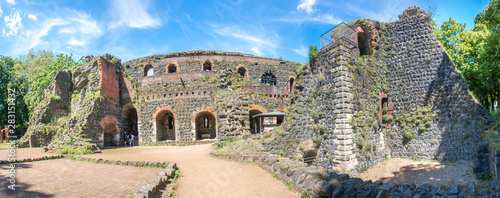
[398,6,430,23]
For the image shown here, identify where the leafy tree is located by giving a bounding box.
[12,49,82,120]
[435,0,500,110]
[308,45,318,61]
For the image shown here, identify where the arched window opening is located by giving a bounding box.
[289,77,295,91]
[203,61,212,71]
[168,64,177,73]
[358,31,371,56]
[238,67,247,77]
[261,71,276,86]
[144,64,154,76]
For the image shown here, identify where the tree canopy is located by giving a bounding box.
[0,50,82,128]
[434,0,500,110]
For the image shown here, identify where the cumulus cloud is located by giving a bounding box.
[109,0,161,29]
[6,0,15,5]
[297,0,317,14]
[3,9,22,37]
[28,14,37,21]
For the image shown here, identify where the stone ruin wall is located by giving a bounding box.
[384,7,492,160]
[262,6,493,175]
[119,51,300,145]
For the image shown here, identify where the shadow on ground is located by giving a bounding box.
[0,163,54,197]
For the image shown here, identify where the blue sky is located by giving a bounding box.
[0,0,491,63]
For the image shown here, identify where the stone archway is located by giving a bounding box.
[195,112,216,140]
[249,104,268,134]
[100,115,120,147]
[154,106,176,141]
[122,104,138,138]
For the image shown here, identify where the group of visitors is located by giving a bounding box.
[123,133,135,146]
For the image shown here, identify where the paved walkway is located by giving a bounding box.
[0,159,159,198]
[86,144,299,198]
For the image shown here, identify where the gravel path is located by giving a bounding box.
[355,158,476,186]
[86,144,299,198]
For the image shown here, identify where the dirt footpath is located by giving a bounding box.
[355,158,476,186]
[87,144,299,198]
[0,159,159,198]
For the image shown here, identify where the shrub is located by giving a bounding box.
[382,115,393,121]
[356,141,364,150]
[403,128,414,139]
[310,110,322,122]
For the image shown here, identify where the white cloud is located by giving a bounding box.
[6,0,15,5]
[277,13,342,24]
[0,5,3,17]
[210,24,280,57]
[8,9,103,55]
[110,0,161,29]
[345,1,409,22]
[291,45,308,57]
[251,47,263,56]
[3,9,22,37]
[28,14,37,21]
[297,0,317,14]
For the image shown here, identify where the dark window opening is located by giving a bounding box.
[261,71,276,86]
[289,78,295,91]
[238,67,246,77]
[203,61,212,71]
[358,32,371,56]
[168,65,177,73]
[204,117,209,128]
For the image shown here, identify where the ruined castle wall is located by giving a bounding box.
[40,71,72,124]
[261,40,359,174]
[384,9,490,160]
[122,51,299,93]
[138,97,215,143]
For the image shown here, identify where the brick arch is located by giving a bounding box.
[202,59,213,71]
[274,106,287,112]
[236,64,249,79]
[249,104,268,114]
[153,106,176,121]
[143,62,155,76]
[191,106,216,123]
[167,63,180,73]
[100,115,120,134]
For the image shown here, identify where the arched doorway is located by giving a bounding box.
[249,110,263,134]
[238,67,247,77]
[156,110,175,141]
[195,112,216,140]
[103,124,118,146]
[122,105,138,138]
[144,64,154,76]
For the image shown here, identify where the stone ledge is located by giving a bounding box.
[0,154,65,164]
[211,151,500,198]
